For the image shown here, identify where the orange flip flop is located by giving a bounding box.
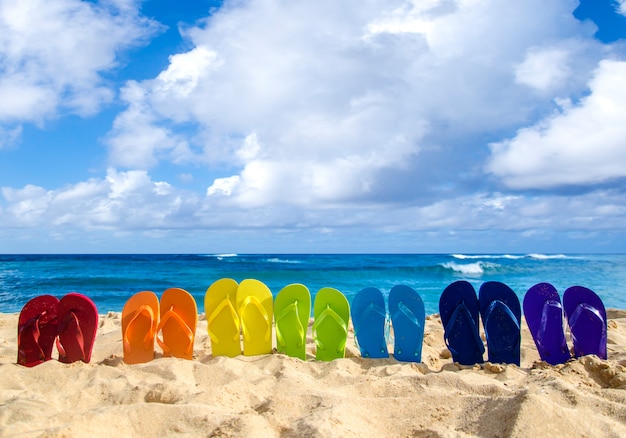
[122,291,159,364]
[157,288,197,360]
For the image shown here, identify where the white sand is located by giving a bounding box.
[2,310,626,437]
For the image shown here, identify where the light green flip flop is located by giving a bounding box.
[274,284,311,360]
[312,287,350,361]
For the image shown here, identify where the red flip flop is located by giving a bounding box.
[17,295,60,367]
[56,293,99,364]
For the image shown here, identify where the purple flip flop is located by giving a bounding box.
[563,286,607,360]
[523,283,570,365]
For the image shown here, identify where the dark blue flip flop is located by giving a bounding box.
[523,283,570,365]
[479,281,521,366]
[563,286,607,360]
[351,287,389,358]
[389,285,425,363]
[439,281,484,365]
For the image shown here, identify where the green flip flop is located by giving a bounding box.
[312,287,350,361]
[274,284,311,360]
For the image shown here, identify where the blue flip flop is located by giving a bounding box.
[563,286,607,360]
[523,283,570,365]
[388,285,425,363]
[479,281,521,365]
[439,281,484,365]
[351,287,389,358]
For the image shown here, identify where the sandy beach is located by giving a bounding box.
[2,310,626,437]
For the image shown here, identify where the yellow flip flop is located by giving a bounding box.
[122,291,159,364]
[157,288,198,360]
[204,278,242,357]
[236,279,273,356]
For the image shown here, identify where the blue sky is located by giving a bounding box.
[1,0,626,254]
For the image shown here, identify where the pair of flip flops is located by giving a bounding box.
[17,293,98,367]
[122,288,197,364]
[440,281,521,366]
[351,285,425,362]
[524,283,607,364]
[205,278,274,358]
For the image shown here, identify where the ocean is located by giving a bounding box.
[1,253,625,315]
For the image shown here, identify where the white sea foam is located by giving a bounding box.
[452,254,524,260]
[441,261,498,275]
[265,257,302,264]
[527,253,568,260]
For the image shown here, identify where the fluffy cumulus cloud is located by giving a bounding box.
[487,60,626,189]
[0,0,159,133]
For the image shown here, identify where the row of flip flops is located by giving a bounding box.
[122,279,352,364]
[440,280,608,366]
[17,279,607,367]
[17,293,98,367]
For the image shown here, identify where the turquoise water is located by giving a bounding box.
[1,253,625,314]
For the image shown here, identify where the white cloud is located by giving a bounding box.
[105,0,609,208]
[0,0,159,127]
[514,47,571,92]
[617,0,626,16]
[487,60,626,189]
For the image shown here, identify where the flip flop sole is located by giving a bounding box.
[274,283,311,360]
[237,279,273,356]
[205,278,241,357]
[439,281,484,365]
[479,282,521,365]
[313,287,350,361]
[523,283,570,365]
[389,285,424,362]
[122,291,159,364]
[563,286,607,359]
[17,295,59,367]
[351,287,388,359]
[57,293,98,364]
[158,288,197,360]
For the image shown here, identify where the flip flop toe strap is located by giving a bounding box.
[354,302,388,355]
[208,298,240,345]
[392,301,421,357]
[240,295,271,343]
[483,300,520,347]
[275,300,305,349]
[57,311,87,362]
[569,303,607,358]
[312,305,348,353]
[444,302,485,359]
[18,313,46,363]
[157,307,194,356]
[123,304,156,352]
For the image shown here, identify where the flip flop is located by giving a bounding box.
[312,287,350,361]
[479,281,521,365]
[17,295,60,367]
[439,281,484,365]
[523,283,570,365]
[389,285,425,363]
[274,283,311,360]
[122,291,159,364]
[156,288,197,360]
[205,278,242,357]
[236,279,273,356]
[351,287,389,359]
[563,286,607,360]
[56,293,98,364]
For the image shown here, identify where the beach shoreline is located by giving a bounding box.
[2,310,626,436]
